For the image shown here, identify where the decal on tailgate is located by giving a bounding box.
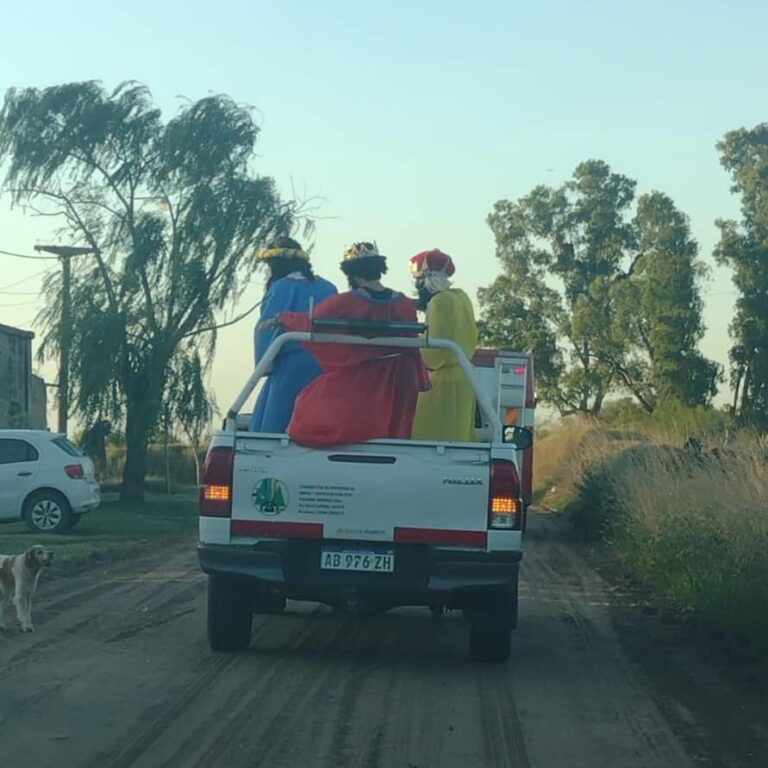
[252,477,289,516]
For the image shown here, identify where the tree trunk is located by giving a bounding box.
[164,406,171,496]
[121,395,162,502]
[590,386,606,418]
[739,364,751,419]
[731,365,743,416]
[192,440,201,486]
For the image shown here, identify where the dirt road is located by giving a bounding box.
[1,514,765,768]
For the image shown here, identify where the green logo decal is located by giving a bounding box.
[252,477,288,516]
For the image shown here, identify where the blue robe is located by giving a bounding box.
[250,274,337,433]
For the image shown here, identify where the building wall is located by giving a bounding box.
[29,375,47,429]
[0,325,46,429]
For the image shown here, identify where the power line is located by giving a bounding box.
[0,270,47,290]
[0,289,39,296]
[0,298,41,307]
[0,247,58,261]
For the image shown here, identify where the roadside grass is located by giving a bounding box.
[614,446,768,649]
[534,418,639,515]
[0,493,198,570]
[536,416,768,651]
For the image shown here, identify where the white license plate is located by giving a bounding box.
[320,549,395,573]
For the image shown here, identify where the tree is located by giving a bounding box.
[167,351,216,486]
[481,161,717,414]
[477,273,564,407]
[613,192,719,409]
[482,161,636,415]
[0,81,294,499]
[715,124,768,428]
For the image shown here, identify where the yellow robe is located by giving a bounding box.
[412,288,479,442]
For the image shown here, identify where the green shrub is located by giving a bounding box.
[538,413,768,649]
[568,464,623,539]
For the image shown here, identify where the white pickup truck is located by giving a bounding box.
[197,319,534,663]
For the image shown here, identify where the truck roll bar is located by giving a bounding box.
[311,318,428,335]
[227,332,503,440]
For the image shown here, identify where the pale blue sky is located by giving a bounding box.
[1,0,763,413]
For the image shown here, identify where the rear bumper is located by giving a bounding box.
[70,481,101,514]
[197,540,521,606]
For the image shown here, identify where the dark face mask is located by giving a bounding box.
[415,280,433,312]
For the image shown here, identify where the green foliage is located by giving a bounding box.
[0,495,197,568]
[480,161,717,415]
[612,448,768,650]
[715,123,768,429]
[168,351,216,448]
[568,462,623,540]
[543,417,768,649]
[0,81,295,499]
[476,272,563,404]
[615,192,720,407]
[164,351,215,484]
[599,397,732,441]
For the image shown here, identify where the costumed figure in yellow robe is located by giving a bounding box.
[409,249,479,442]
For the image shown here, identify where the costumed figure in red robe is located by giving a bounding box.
[276,242,429,447]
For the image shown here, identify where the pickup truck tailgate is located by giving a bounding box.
[231,435,490,545]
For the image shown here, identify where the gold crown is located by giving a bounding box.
[343,241,381,261]
[256,246,309,261]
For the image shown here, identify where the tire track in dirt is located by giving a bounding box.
[189,617,354,768]
[84,652,237,768]
[511,527,693,768]
[0,555,204,678]
[94,606,339,768]
[0,514,734,767]
[478,669,531,768]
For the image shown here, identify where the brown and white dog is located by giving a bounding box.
[0,545,54,633]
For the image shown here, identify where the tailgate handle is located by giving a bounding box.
[328,454,396,464]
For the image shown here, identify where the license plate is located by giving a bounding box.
[320,548,395,573]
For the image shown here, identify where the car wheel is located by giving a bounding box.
[207,575,253,652]
[23,491,74,534]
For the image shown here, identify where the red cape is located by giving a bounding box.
[281,291,428,447]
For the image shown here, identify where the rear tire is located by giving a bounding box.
[253,592,286,615]
[207,575,253,652]
[468,580,518,663]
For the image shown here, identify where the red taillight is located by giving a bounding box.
[64,463,84,479]
[200,446,234,517]
[489,459,522,530]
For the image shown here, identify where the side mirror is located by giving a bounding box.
[503,425,533,451]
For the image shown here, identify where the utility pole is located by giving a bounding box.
[34,245,96,435]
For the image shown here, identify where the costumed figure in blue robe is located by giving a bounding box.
[249,237,337,432]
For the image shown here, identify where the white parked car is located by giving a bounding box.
[0,430,100,533]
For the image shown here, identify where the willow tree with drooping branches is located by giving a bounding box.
[0,81,296,500]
